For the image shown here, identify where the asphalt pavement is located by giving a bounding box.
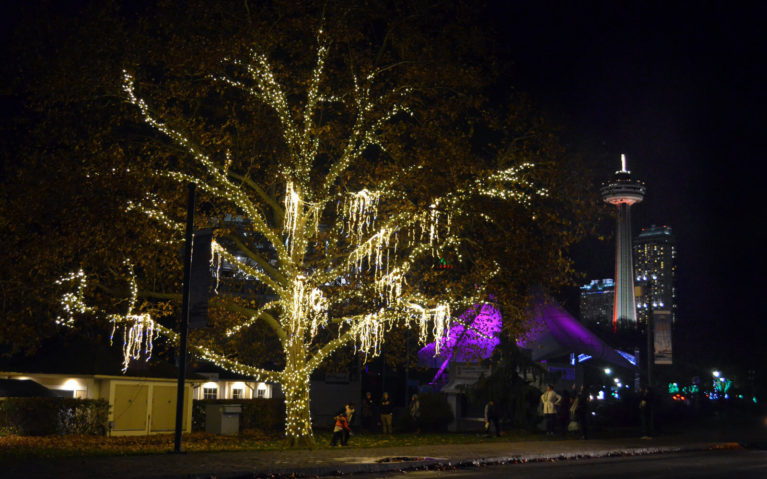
[6,423,766,479]
[372,449,767,479]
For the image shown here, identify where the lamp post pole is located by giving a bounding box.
[174,183,195,453]
[645,276,654,389]
[644,275,655,436]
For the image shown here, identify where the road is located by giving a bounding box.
[369,449,767,479]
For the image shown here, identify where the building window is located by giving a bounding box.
[203,387,217,399]
[232,388,243,399]
[257,388,266,398]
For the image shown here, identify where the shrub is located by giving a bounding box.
[0,398,109,436]
[193,398,284,433]
[415,392,454,432]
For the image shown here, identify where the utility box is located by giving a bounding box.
[205,404,241,435]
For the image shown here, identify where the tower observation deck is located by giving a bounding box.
[600,154,646,328]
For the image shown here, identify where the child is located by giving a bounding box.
[330,411,352,446]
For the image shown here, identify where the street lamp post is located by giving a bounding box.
[175,183,196,453]
[637,275,655,389]
[641,275,656,436]
[645,276,655,389]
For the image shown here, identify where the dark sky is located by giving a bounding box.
[490,1,767,373]
[1,1,763,376]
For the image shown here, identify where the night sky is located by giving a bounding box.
[2,2,765,379]
[490,1,767,374]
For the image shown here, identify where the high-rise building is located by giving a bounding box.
[579,279,615,328]
[633,225,677,324]
[600,154,646,328]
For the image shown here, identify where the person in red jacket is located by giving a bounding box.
[330,411,352,446]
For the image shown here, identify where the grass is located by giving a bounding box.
[8,415,706,461]
[0,428,546,461]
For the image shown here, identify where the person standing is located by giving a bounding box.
[572,385,590,439]
[343,402,356,444]
[361,391,377,433]
[484,399,501,437]
[330,411,352,446]
[379,391,393,434]
[540,385,561,435]
[409,393,421,432]
[639,387,653,438]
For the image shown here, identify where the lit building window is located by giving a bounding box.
[202,382,219,399]
[232,388,243,399]
[203,388,217,399]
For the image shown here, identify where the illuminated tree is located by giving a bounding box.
[55,23,554,445]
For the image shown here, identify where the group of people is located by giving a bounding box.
[330,391,403,446]
[331,385,595,446]
[360,391,396,434]
[540,384,590,439]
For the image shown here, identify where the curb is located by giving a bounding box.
[187,441,743,479]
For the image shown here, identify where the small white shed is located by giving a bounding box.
[1,372,199,436]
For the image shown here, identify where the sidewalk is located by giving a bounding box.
[6,427,761,479]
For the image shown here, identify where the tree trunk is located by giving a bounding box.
[282,346,315,447]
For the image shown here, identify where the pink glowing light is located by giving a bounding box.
[418,303,502,383]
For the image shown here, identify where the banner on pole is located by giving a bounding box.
[189,229,213,329]
[653,309,672,365]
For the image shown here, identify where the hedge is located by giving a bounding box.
[193,398,285,433]
[0,397,110,436]
[395,392,454,432]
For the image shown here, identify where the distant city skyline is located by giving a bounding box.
[579,225,678,330]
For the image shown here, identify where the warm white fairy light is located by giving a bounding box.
[58,26,551,446]
[116,313,155,372]
[307,287,328,338]
[406,302,451,356]
[210,241,223,294]
[99,261,159,372]
[126,194,183,233]
[210,239,284,295]
[286,275,328,338]
[225,300,281,337]
[341,188,380,244]
[352,310,386,359]
[283,181,301,253]
[375,267,405,304]
[429,203,440,246]
[55,269,93,327]
[123,71,291,267]
[347,225,396,277]
[431,303,451,354]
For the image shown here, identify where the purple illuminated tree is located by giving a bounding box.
[418,303,502,383]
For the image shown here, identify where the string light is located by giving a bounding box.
[55,269,93,327]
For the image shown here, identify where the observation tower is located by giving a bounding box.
[600,154,646,329]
